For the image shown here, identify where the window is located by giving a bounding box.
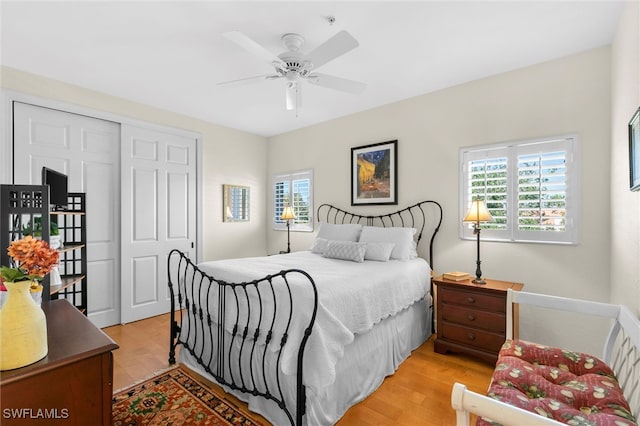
[273,169,314,232]
[460,136,578,244]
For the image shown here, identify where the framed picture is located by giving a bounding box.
[222,184,250,222]
[351,140,397,205]
[630,107,640,191]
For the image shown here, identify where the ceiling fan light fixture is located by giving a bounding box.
[285,71,299,82]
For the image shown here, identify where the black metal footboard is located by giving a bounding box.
[167,249,318,426]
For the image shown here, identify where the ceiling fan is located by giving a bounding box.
[219,30,366,111]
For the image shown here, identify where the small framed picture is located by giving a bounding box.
[351,140,397,205]
[630,107,640,191]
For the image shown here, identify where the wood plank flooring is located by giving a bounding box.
[103,313,494,425]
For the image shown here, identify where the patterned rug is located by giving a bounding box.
[112,366,265,425]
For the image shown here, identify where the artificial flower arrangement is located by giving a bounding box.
[0,236,60,295]
[0,236,59,370]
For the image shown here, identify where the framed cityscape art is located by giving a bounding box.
[351,140,398,205]
[630,107,640,191]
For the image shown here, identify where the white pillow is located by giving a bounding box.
[323,241,367,263]
[364,242,396,262]
[310,237,329,254]
[316,222,363,242]
[359,226,417,260]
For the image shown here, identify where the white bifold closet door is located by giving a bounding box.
[13,102,121,328]
[13,103,197,327]
[120,124,196,324]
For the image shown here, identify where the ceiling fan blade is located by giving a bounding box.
[305,30,359,70]
[217,74,280,87]
[285,83,301,111]
[308,73,366,94]
[223,31,285,66]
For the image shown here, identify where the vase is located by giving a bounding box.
[0,280,48,370]
[0,284,42,309]
[49,235,61,250]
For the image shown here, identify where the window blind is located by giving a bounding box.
[460,136,577,244]
[273,169,313,231]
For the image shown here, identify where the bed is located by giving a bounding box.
[167,201,442,425]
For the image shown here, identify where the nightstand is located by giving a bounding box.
[433,275,523,363]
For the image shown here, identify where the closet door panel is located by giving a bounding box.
[13,102,121,328]
[121,124,196,323]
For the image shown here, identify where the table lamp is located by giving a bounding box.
[463,199,494,284]
[280,205,296,253]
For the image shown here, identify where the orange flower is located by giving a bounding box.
[4,236,59,280]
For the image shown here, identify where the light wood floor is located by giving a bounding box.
[103,313,494,425]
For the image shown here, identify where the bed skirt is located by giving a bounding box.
[180,297,433,425]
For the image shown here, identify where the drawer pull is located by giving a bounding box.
[467,297,476,304]
[467,333,476,341]
[467,314,476,321]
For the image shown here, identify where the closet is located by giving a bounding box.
[6,98,198,327]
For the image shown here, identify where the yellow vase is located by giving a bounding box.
[0,280,48,370]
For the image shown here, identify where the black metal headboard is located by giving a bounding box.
[316,200,443,270]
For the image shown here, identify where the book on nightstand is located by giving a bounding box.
[443,272,471,281]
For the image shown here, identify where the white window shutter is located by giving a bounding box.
[272,169,314,232]
[460,136,578,244]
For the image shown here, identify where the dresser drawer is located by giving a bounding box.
[439,287,506,313]
[440,304,505,333]
[440,323,505,353]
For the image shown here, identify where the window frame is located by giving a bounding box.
[459,135,579,245]
[272,169,314,232]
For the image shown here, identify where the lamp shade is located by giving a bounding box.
[280,205,296,221]
[463,200,494,223]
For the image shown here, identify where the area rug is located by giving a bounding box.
[112,366,265,425]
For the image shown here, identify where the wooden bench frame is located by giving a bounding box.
[451,289,640,425]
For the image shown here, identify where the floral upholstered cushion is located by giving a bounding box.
[477,339,637,426]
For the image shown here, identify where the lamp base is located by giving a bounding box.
[472,277,486,285]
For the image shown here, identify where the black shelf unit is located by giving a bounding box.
[0,185,51,296]
[50,193,87,313]
[1,185,87,314]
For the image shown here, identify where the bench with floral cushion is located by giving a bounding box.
[451,290,640,426]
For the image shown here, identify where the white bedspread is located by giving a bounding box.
[193,251,431,393]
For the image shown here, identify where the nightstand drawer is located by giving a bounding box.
[440,323,505,353]
[440,304,505,333]
[439,287,505,313]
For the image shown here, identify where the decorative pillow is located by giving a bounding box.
[358,226,417,260]
[316,222,362,242]
[310,237,329,254]
[323,241,367,263]
[364,242,396,262]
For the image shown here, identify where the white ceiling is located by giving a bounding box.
[1,1,625,137]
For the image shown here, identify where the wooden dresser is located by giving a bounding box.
[433,276,523,363]
[1,299,119,425]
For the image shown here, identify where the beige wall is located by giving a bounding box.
[0,65,269,261]
[611,1,640,314]
[268,47,613,354]
[2,36,633,353]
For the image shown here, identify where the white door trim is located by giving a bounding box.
[1,89,204,264]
